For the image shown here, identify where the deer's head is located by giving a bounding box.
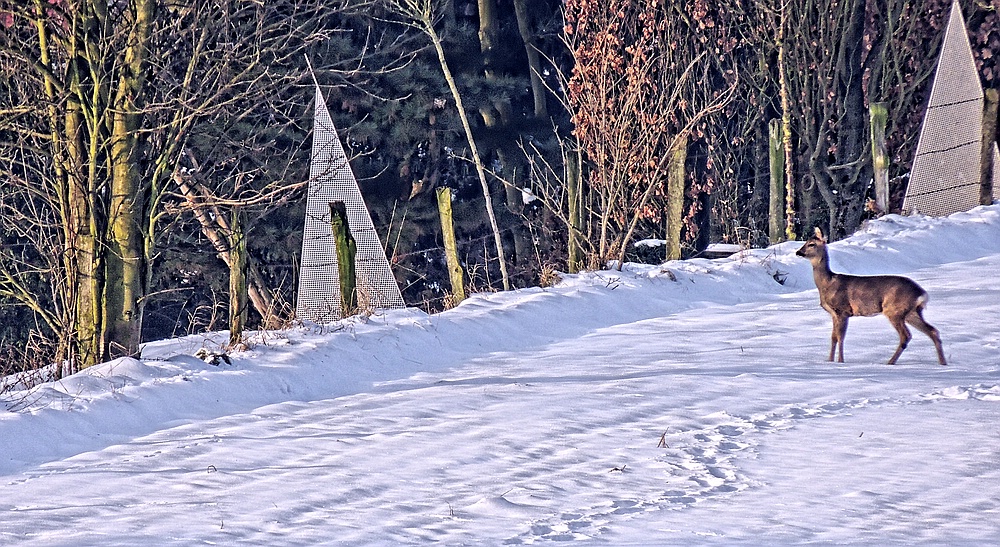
[796,227,828,262]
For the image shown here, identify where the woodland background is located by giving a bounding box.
[1,0,999,375]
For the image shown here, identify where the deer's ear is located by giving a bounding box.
[814,227,825,241]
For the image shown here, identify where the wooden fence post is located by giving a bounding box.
[228,206,248,349]
[329,201,357,316]
[567,150,583,273]
[435,187,466,305]
[768,119,786,243]
[982,89,999,206]
[666,135,688,261]
[870,102,890,214]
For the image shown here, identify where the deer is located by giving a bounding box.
[796,227,946,366]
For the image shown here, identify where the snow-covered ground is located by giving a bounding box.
[2,206,1000,545]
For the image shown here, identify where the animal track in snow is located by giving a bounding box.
[503,386,997,545]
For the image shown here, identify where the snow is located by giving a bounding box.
[3,206,1000,545]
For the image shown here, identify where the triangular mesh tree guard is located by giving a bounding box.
[902,1,984,217]
[296,86,405,322]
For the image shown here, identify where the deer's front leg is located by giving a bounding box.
[830,314,848,362]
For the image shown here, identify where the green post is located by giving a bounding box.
[435,187,466,304]
[769,119,786,243]
[329,201,357,316]
[666,135,688,261]
[228,207,248,349]
[567,150,583,273]
[982,89,999,206]
[870,102,889,214]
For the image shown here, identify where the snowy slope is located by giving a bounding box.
[2,206,1000,545]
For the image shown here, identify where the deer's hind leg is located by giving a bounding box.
[906,308,947,365]
[886,312,913,365]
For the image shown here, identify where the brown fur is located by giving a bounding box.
[796,227,946,365]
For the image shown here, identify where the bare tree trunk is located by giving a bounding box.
[65,92,103,369]
[784,0,871,240]
[513,0,547,119]
[106,0,154,359]
[60,4,108,369]
[478,0,499,82]
[829,0,869,238]
[477,0,530,277]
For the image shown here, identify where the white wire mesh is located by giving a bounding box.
[296,86,405,322]
[903,1,986,217]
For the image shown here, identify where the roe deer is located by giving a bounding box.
[796,227,946,365]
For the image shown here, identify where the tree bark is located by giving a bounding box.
[477,0,530,275]
[64,3,110,368]
[513,0,547,119]
[65,81,104,369]
[106,0,155,359]
[829,0,869,238]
